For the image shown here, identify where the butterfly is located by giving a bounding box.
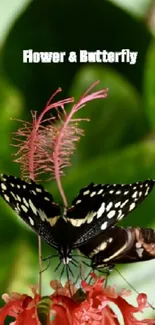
[0,174,154,270]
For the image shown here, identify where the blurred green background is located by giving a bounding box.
[0,0,155,322]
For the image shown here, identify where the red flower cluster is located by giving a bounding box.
[0,274,154,325]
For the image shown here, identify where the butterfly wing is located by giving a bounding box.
[79,226,155,269]
[0,174,61,248]
[66,181,155,247]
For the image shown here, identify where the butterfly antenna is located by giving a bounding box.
[115,268,155,310]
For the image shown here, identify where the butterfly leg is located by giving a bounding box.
[42,254,58,262]
[95,264,115,287]
[40,258,51,274]
[41,254,58,273]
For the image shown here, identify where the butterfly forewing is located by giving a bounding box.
[66,180,155,246]
[79,226,155,269]
[0,174,61,248]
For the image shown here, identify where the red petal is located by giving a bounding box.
[112,296,155,325]
[52,304,71,325]
[101,306,120,325]
[0,299,26,325]
[136,294,147,310]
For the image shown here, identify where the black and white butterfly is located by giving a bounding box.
[0,174,155,270]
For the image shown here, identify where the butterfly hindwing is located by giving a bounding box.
[79,226,155,269]
[0,174,61,248]
[66,180,155,246]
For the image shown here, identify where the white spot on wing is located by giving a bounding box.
[68,217,85,227]
[89,241,108,258]
[10,192,17,200]
[86,211,96,224]
[135,242,142,249]
[106,202,113,212]
[115,201,121,208]
[1,183,7,190]
[17,195,21,202]
[21,204,28,213]
[15,203,21,213]
[90,191,96,197]
[97,202,106,218]
[99,242,108,250]
[76,199,82,204]
[28,217,34,226]
[120,199,129,208]
[29,199,37,215]
[107,210,115,219]
[101,221,108,230]
[97,189,103,195]
[23,198,29,207]
[83,190,90,195]
[1,175,7,181]
[38,209,47,221]
[132,191,138,198]
[31,190,37,195]
[4,194,10,202]
[145,187,150,196]
[117,211,124,221]
[136,247,144,258]
[121,200,129,208]
[36,187,42,193]
[129,202,136,211]
[44,197,50,201]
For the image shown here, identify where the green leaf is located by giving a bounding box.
[0,78,24,173]
[143,40,155,130]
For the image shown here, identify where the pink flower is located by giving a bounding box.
[12,81,108,206]
[0,275,154,325]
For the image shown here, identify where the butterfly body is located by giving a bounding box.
[0,174,155,268]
